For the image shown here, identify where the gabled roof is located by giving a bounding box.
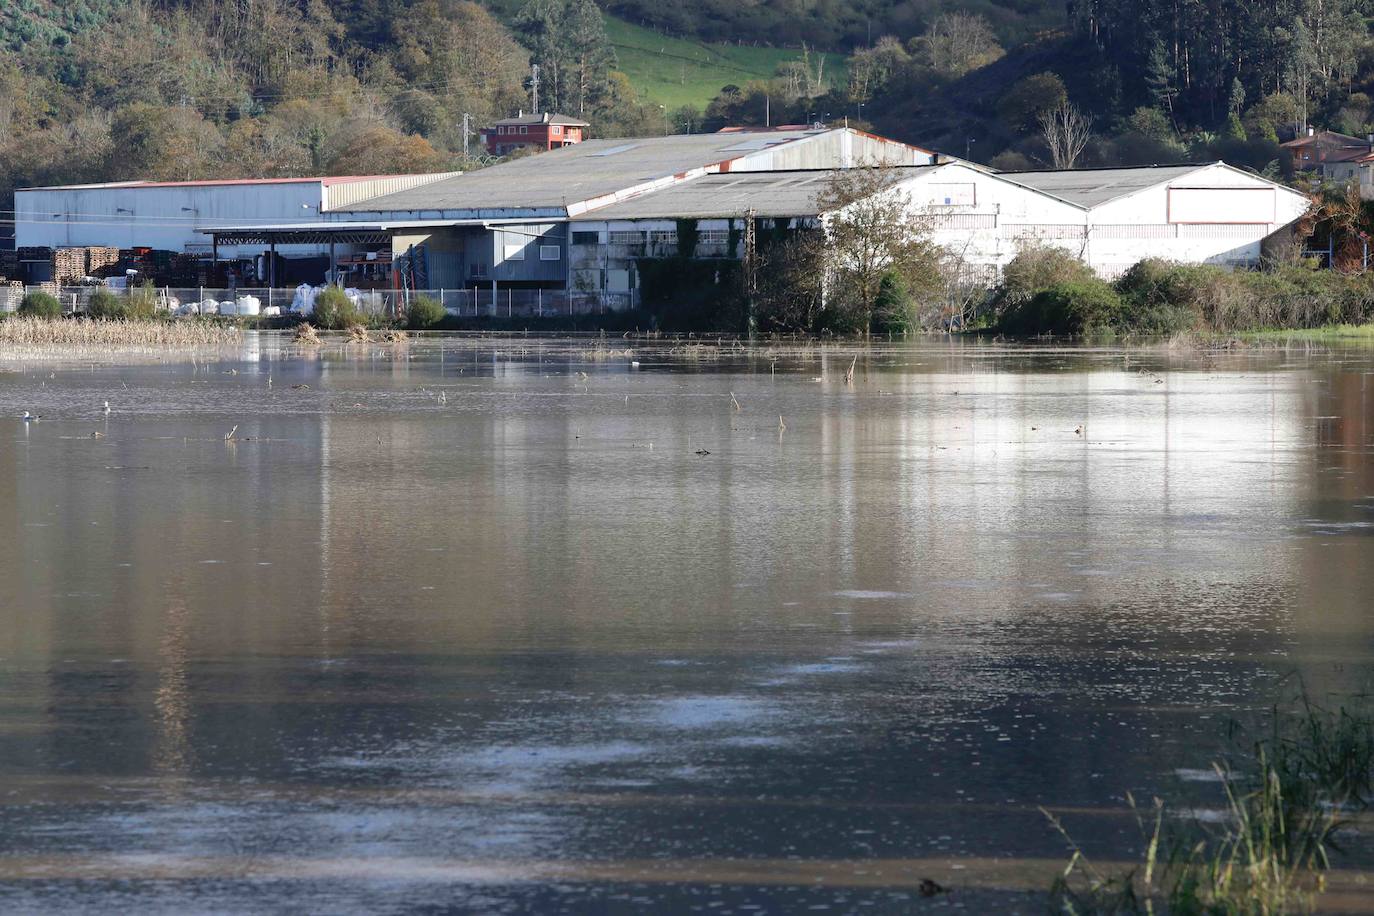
[1281,130,1367,148]
[584,166,944,219]
[346,129,845,214]
[488,112,590,128]
[997,163,1218,208]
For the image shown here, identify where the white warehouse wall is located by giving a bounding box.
[886,164,1087,274]
[886,163,1311,279]
[1082,164,1310,274]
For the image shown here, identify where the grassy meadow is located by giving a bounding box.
[603,15,848,111]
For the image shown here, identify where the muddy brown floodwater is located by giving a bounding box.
[1,335,1373,913]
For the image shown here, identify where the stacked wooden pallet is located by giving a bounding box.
[0,280,23,313]
[87,247,121,275]
[52,248,88,283]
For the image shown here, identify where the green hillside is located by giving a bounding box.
[604,16,848,111]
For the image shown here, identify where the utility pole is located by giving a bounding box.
[460,113,472,160]
[530,64,541,115]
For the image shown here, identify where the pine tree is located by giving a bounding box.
[563,0,615,116]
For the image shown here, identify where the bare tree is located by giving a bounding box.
[1038,101,1093,169]
[816,166,941,331]
[927,239,993,331]
[914,12,1003,77]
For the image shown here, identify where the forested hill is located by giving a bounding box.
[0,0,1370,209]
[595,0,1064,49]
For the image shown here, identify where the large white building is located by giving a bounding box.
[567,161,1311,301]
[16,128,1312,308]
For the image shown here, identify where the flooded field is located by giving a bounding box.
[1,335,1373,912]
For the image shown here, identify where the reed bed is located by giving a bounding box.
[1047,690,1374,914]
[0,316,241,347]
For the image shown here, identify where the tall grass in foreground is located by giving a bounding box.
[0,316,242,347]
[1048,690,1374,914]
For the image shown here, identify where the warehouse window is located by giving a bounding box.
[649,230,678,245]
[572,231,599,245]
[609,230,645,245]
[551,126,562,135]
[520,126,528,134]
[698,230,729,244]
[540,245,560,261]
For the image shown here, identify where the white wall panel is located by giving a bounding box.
[1168,187,1275,224]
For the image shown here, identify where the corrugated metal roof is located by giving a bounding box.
[997,164,1210,208]
[585,166,944,219]
[346,131,829,213]
[21,174,447,191]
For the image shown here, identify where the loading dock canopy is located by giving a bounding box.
[199,218,564,246]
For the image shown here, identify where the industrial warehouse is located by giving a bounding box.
[5,126,1311,316]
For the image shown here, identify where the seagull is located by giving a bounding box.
[103,401,111,416]
[21,411,39,421]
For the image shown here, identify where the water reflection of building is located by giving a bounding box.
[1,348,1363,783]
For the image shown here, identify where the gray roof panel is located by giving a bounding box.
[997,164,1209,208]
[584,166,944,220]
[347,131,825,214]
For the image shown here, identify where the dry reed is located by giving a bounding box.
[0,316,241,347]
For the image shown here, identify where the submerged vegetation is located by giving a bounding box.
[1047,688,1374,914]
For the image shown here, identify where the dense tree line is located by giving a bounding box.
[0,0,666,207]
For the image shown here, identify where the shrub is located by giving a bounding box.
[17,291,61,319]
[871,271,913,333]
[310,286,358,330]
[1001,277,1123,335]
[86,288,128,320]
[989,246,1096,320]
[1115,260,1374,333]
[128,282,159,320]
[405,294,446,329]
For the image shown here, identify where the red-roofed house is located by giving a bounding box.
[481,112,589,156]
[1282,129,1374,196]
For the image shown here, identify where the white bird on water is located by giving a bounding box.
[103,401,111,416]
[21,411,39,421]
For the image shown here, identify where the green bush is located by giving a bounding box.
[1113,260,1374,333]
[86,288,128,320]
[405,294,446,329]
[871,271,913,333]
[17,291,61,319]
[128,282,160,320]
[310,287,358,330]
[990,246,1096,321]
[1001,278,1123,335]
